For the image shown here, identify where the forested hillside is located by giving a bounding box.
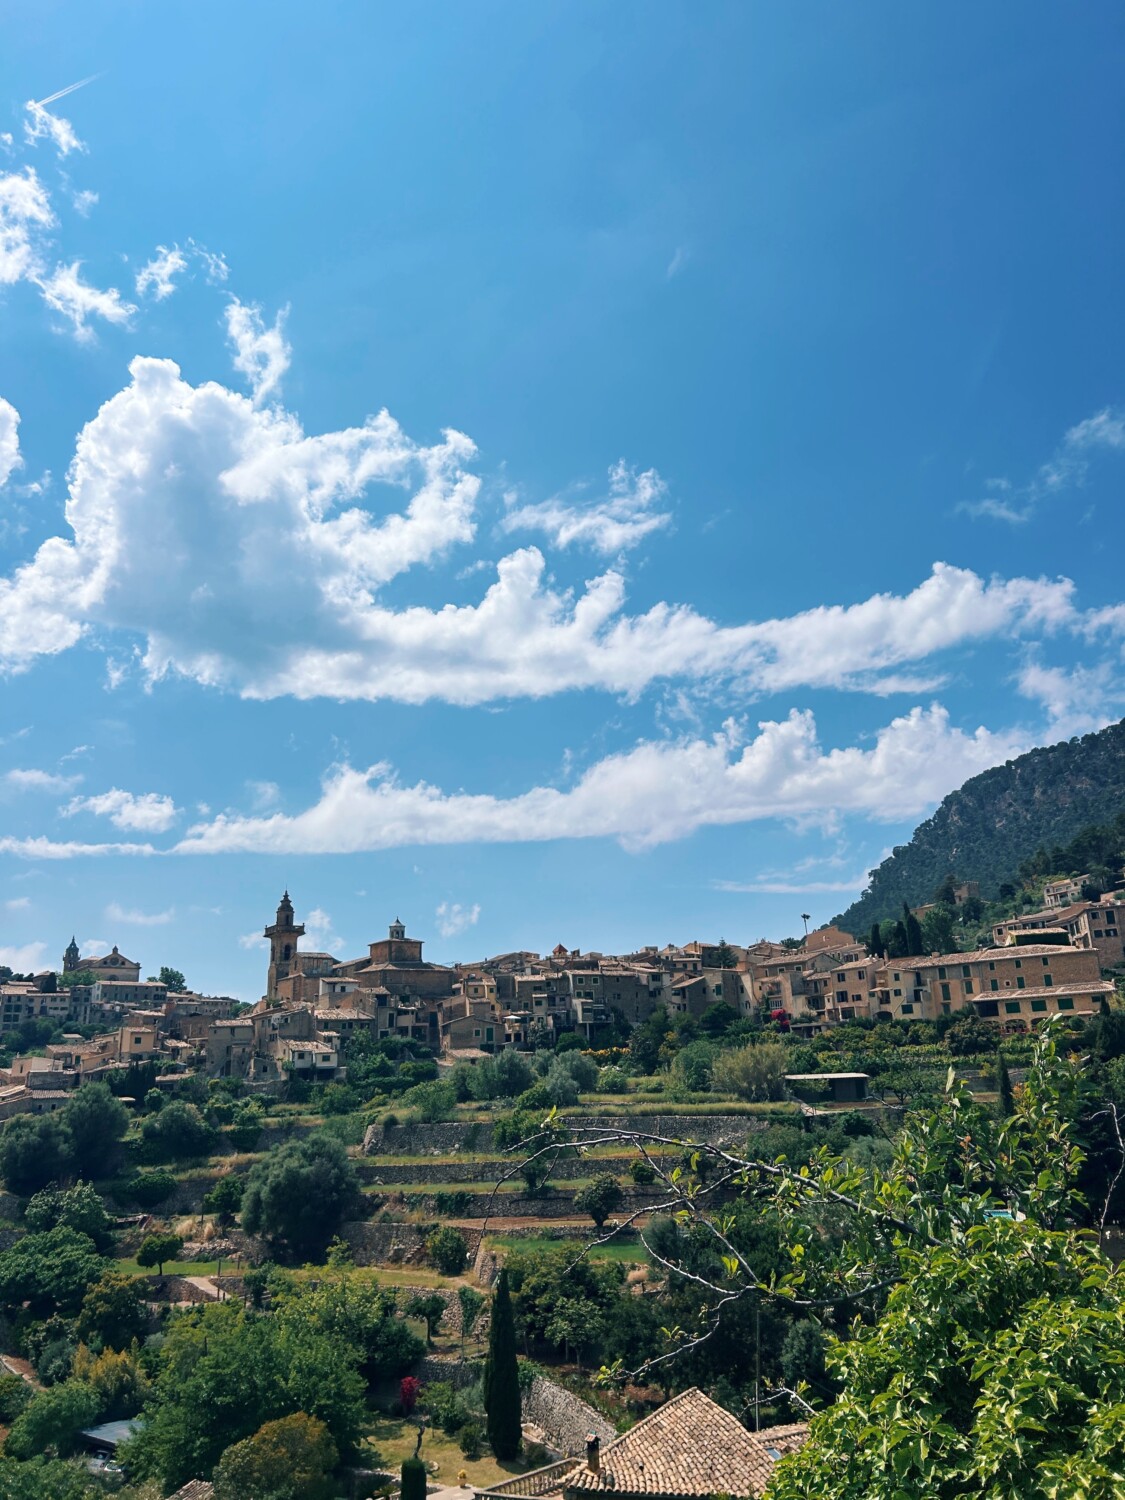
[836,717,1125,933]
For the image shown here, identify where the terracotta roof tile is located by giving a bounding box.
[563,1388,807,1498]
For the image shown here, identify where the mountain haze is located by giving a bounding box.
[836,717,1125,933]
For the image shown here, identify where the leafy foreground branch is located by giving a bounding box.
[505,1025,1125,1497]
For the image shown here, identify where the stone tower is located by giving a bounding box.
[264,891,305,1001]
[63,936,80,973]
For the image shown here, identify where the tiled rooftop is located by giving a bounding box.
[562,1388,807,1498]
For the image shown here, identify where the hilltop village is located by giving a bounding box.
[0,882,1122,1497]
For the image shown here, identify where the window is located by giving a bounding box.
[1042,955,1050,966]
[893,988,902,997]
[940,982,951,1002]
[858,969,866,979]
[1016,977,1025,990]
[988,961,996,971]
[1031,999,1048,1013]
[964,979,974,996]
[990,979,999,992]
[893,972,900,982]
[1004,1001,1022,1015]
[938,966,947,980]
[713,984,722,995]
[900,1002,914,1014]
[1014,958,1022,969]
[1056,996,1074,1010]
[1044,974,1053,986]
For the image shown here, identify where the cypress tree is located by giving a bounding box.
[483,1268,522,1460]
[401,1457,427,1500]
[869,922,885,959]
[903,903,925,957]
[996,1053,1014,1118]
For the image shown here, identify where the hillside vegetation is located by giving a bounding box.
[837,717,1125,933]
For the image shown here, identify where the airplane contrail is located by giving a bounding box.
[31,74,101,109]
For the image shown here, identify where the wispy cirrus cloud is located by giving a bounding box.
[960,404,1125,525]
[105,900,174,925]
[5,767,82,792]
[135,244,188,301]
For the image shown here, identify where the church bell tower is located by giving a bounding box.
[264,891,304,1001]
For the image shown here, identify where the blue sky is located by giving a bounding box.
[1,3,1123,999]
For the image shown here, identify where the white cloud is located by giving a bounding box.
[1015,659,1122,739]
[105,901,174,925]
[0,836,157,859]
[0,398,21,487]
[193,245,229,284]
[35,262,136,341]
[0,351,1089,709]
[714,875,868,895]
[63,788,179,832]
[225,298,290,403]
[72,189,98,217]
[23,100,85,158]
[299,906,343,953]
[247,780,280,812]
[502,461,671,555]
[136,244,188,301]
[962,404,1125,525]
[4,896,31,911]
[436,901,481,939]
[1065,408,1125,452]
[239,931,269,951]
[0,168,54,284]
[5,767,82,792]
[174,704,1026,857]
[0,941,47,971]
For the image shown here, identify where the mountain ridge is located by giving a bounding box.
[835,717,1125,933]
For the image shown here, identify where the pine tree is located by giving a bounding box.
[996,1053,1014,1118]
[401,1456,427,1500]
[483,1269,522,1460]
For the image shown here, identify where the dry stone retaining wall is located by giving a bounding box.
[521,1374,615,1457]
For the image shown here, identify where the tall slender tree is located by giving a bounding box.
[483,1269,521,1460]
[996,1052,1015,1118]
[903,903,925,957]
[868,922,885,959]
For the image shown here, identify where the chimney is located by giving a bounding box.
[585,1433,601,1473]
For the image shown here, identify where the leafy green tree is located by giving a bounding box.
[203,1173,245,1227]
[148,966,186,991]
[76,1270,148,1351]
[0,1372,31,1423]
[574,1173,624,1229]
[426,1225,469,1276]
[212,1412,337,1500]
[124,1297,365,1491]
[406,1291,446,1346]
[0,1227,105,1317]
[141,1099,215,1161]
[712,1040,788,1101]
[240,1135,360,1263]
[136,1231,183,1276]
[458,1286,485,1352]
[5,1380,100,1460]
[128,1169,178,1208]
[60,1084,129,1179]
[0,1113,72,1196]
[25,1182,113,1253]
[920,904,956,955]
[273,1275,423,1383]
[483,1269,521,1461]
[71,1342,149,1420]
[700,1001,739,1038]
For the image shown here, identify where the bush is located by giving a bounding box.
[427,1224,469,1276]
[712,1041,789,1102]
[401,1455,427,1500]
[141,1100,215,1161]
[629,1159,656,1185]
[458,1420,483,1459]
[128,1169,178,1208]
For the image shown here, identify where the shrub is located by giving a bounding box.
[128,1169,178,1208]
[458,1420,483,1459]
[213,1412,337,1500]
[400,1375,421,1415]
[427,1225,469,1277]
[629,1159,656,1185]
[401,1455,427,1500]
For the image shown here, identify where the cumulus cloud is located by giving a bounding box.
[0,941,47,970]
[136,244,188,301]
[23,100,85,158]
[0,835,157,859]
[5,767,82,792]
[35,262,136,340]
[239,931,269,951]
[174,704,1026,857]
[299,906,343,953]
[0,168,54,284]
[1015,659,1122,739]
[63,788,179,832]
[0,353,1088,709]
[0,398,21,487]
[105,900,174,925]
[502,461,672,555]
[225,298,291,403]
[436,901,481,939]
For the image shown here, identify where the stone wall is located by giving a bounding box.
[521,1374,615,1457]
[339,1219,484,1267]
[364,1112,777,1158]
[409,1186,665,1220]
[415,1354,483,1390]
[365,1120,495,1156]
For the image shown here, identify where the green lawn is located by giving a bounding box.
[487,1233,649,1262]
[363,1413,531,1488]
[115,1257,224,1277]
